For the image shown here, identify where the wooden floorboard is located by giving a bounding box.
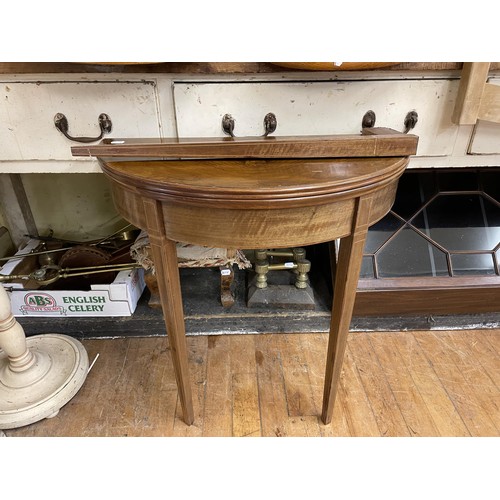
[349,332,412,436]
[369,333,441,436]
[230,335,261,437]
[414,332,499,436]
[4,329,500,437]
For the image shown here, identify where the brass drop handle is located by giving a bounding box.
[54,112,112,143]
[222,112,277,137]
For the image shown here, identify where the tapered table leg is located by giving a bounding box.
[143,199,194,425]
[321,196,373,424]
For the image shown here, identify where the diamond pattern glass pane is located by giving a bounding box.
[412,194,500,251]
[438,170,479,191]
[391,171,436,219]
[484,196,500,231]
[360,255,375,279]
[364,168,500,280]
[363,212,404,254]
[480,170,500,202]
[376,226,449,278]
[451,253,495,276]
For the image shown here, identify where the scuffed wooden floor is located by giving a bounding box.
[5,329,500,437]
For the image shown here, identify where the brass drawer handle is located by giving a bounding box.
[222,112,277,137]
[54,112,112,143]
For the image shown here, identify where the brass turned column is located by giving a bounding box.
[72,129,418,426]
[253,247,311,290]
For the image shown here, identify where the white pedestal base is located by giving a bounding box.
[1,280,89,430]
[0,333,89,429]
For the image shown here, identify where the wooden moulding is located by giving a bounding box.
[478,82,500,123]
[353,277,500,316]
[71,129,418,160]
[452,62,500,125]
[452,62,491,125]
[355,277,500,316]
[100,156,408,209]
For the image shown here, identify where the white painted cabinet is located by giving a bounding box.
[469,120,500,154]
[0,80,161,162]
[1,72,499,173]
[173,80,460,156]
[1,69,500,243]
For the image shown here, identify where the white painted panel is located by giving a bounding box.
[0,81,161,161]
[21,173,124,240]
[173,80,460,156]
[468,78,500,154]
[469,120,500,154]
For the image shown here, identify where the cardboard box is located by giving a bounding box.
[1,239,145,317]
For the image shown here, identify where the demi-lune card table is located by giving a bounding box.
[72,129,418,426]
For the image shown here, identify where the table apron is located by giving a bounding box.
[108,179,398,248]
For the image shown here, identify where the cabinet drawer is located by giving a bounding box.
[173,80,460,156]
[468,78,500,155]
[0,80,161,161]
